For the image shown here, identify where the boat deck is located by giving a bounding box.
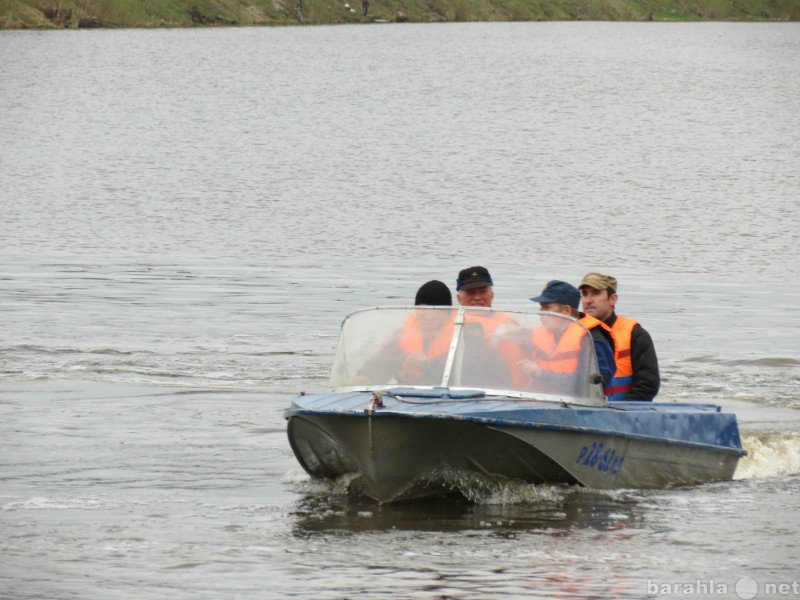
[287,388,746,455]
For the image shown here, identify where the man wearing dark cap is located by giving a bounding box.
[454,266,526,387]
[579,273,660,401]
[455,266,494,308]
[526,280,616,391]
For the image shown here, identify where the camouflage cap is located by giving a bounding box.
[579,272,617,293]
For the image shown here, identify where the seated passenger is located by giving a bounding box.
[455,265,526,388]
[353,280,455,385]
[396,280,456,382]
[579,272,659,400]
[519,280,615,396]
[451,320,513,389]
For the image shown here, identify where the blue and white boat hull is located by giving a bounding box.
[286,390,745,503]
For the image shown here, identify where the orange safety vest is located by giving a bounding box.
[462,311,511,337]
[579,312,610,336]
[605,315,637,400]
[398,312,455,382]
[464,311,528,388]
[530,323,584,374]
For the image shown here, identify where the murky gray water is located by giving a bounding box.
[1,22,799,600]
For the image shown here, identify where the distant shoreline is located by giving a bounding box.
[2,0,798,29]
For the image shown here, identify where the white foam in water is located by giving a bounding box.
[734,431,800,480]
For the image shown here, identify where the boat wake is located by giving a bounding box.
[735,430,800,480]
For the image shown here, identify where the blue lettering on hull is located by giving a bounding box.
[576,442,624,475]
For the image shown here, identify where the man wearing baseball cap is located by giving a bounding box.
[579,273,660,401]
[455,266,527,388]
[455,265,495,308]
[527,280,616,390]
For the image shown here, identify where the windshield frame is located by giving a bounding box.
[328,306,608,407]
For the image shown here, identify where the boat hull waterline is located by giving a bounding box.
[286,391,745,503]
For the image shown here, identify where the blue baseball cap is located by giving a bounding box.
[530,280,580,310]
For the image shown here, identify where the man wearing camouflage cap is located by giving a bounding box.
[579,273,660,401]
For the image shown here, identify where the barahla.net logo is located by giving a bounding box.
[647,577,800,598]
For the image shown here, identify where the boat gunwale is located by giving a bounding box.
[286,404,748,457]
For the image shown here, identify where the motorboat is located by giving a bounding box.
[285,306,746,503]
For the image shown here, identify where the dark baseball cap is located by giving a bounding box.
[456,266,493,291]
[530,280,580,310]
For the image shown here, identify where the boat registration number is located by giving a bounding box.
[576,442,623,475]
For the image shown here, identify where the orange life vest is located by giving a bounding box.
[605,315,638,400]
[397,312,455,382]
[464,311,528,388]
[530,322,584,374]
[462,311,511,337]
[579,312,611,336]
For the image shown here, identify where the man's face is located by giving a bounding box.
[416,306,453,330]
[539,302,571,332]
[457,286,494,307]
[581,287,616,321]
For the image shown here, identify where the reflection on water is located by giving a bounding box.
[284,475,799,599]
[291,484,643,536]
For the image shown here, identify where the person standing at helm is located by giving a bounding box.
[579,273,660,401]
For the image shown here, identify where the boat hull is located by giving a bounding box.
[496,427,741,490]
[288,414,579,502]
[286,392,746,503]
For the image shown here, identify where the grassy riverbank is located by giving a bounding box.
[1,0,797,28]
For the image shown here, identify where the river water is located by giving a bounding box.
[1,21,799,600]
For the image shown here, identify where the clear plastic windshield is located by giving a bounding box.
[328,307,606,405]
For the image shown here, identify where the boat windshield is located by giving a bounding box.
[328,307,607,405]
